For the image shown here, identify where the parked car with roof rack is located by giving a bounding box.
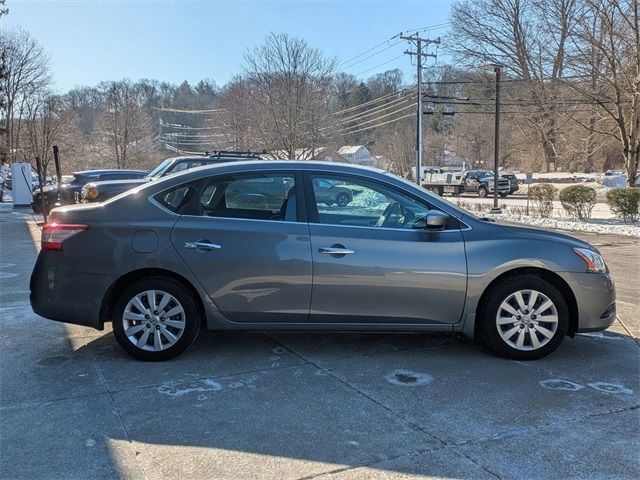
[80,151,265,204]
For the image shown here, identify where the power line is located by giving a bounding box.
[335,33,402,71]
[402,22,452,33]
[353,54,405,77]
[162,123,225,131]
[339,40,401,72]
[331,94,413,125]
[153,107,226,114]
[421,74,597,86]
[332,87,416,115]
[326,103,416,134]
[338,112,415,135]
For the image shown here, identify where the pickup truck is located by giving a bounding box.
[81,151,264,203]
[422,170,511,198]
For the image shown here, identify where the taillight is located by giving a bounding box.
[84,187,99,200]
[41,223,88,251]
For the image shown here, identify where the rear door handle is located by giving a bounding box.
[184,241,221,251]
[319,247,355,255]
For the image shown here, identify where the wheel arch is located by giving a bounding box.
[100,268,206,328]
[473,267,579,339]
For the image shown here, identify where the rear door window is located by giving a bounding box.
[199,173,298,222]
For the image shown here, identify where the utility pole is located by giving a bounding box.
[401,33,439,185]
[491,65,502,213]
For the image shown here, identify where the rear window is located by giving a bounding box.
[153,185,196,213]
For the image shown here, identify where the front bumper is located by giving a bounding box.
[565,271,616,332]
[30,251,116,330]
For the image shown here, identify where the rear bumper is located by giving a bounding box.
[30,251,116,330]
[565,271,616,332]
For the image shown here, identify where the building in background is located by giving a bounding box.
[338,145,373,165]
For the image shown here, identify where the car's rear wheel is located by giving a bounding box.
[478,187,488,198]
[336,192,350,207]
[112,277,201,361]
[480,276,569,360]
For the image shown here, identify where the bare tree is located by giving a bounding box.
[23,92,79,177]
[243,32,335,158]
[566,0,639,185]
[449,0,580,171]
[94,80,152,169]
[0,28,50,163]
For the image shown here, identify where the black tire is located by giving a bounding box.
[477,187,488,198]
[112,276,201,361]
[479,275,569,360]
[336,192,350,207]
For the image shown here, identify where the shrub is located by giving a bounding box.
[528,184,557,218]
[606,188,640,223]
[559,185,596,220]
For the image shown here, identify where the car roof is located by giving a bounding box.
[74,169,147,175]
[183,160,385,175]
[107,159,472,222]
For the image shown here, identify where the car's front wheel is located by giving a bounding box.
[112,277,201,361]
[480,276,569,360]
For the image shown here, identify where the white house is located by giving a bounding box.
[338,145,373,165]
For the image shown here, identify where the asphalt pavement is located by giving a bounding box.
[0,204,638,480]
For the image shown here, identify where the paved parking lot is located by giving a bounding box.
[1,204,638,479]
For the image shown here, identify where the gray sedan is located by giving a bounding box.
[30,161,615,361]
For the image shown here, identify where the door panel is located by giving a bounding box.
[172,217,312,322]
[168,171,312,323]
[305,172,467,325]
[309,225,467,324]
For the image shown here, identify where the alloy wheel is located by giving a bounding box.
[495,289,559,351]
[122,290,186,351]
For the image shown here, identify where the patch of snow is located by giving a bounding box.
[601,174,627,188]
[489,213,640,237]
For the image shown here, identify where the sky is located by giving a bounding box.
[1,0,453,93]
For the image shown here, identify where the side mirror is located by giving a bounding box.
[413,210,449,230]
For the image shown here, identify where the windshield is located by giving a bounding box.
[146,159,173,179]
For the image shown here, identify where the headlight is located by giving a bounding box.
[573,247,606,273]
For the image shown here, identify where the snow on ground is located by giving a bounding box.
[486,213,640,237]
[454,196,615,218]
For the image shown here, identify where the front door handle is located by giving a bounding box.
[184,241,221,251]
[319,247,355,255]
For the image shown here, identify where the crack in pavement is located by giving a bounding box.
[297,404,640,480]
[91,351,149,480]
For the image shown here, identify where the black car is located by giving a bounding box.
[32,169,148,214]
[81,151,265,204]
[460,170,511,198]
[501,173,520,195]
